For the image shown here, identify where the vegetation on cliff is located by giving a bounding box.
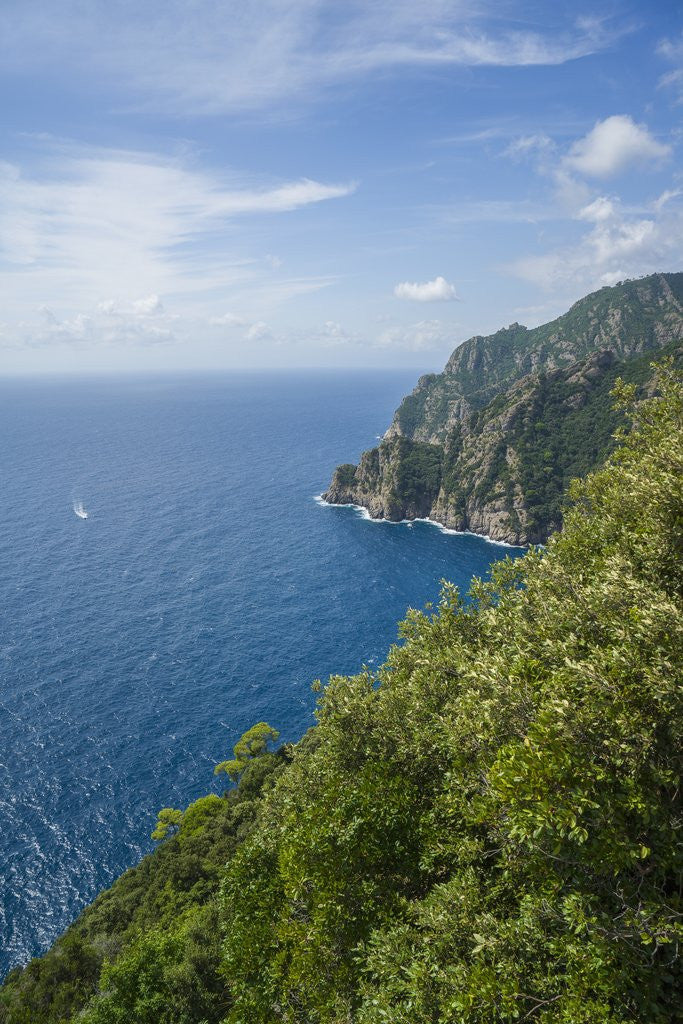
[325,273,683,543]
[0,750,290,1024]
[2,368,682,1022]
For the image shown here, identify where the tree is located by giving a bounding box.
[151,807,183,842]
[214,722,280,782]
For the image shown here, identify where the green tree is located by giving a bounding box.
[151,807,183,842]
[214,721,280,782]
[220,368,683,1023]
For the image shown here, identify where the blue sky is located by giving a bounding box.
[1,0,681,374]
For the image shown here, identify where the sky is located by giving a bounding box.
[0,0,681,375]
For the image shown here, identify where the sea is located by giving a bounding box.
[0,371,523,978]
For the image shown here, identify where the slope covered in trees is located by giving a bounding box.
[2,368,682,1022]
[0,750,289,1024]
[324,273,683,543]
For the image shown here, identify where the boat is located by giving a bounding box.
[73,501,88,520]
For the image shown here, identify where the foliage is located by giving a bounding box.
[151,807,183,841]
[506,342,683,537]
[391,438,442,511]
[214,721,280,782]
[2,370,682,1023]
[220,368,683,1022]
[78,906,228,1024]
[332,463,357,489]
[0,751,287,1024]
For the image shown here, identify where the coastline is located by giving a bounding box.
[313,494,525,550]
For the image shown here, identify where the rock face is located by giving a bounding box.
[324,272,683,544]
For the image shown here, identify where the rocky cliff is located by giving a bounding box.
[324,273,683,543]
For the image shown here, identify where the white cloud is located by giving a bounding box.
[0,2,623,116]
[503,132,555,161]
[577,196,616,223]
[244,321,272,342]
[6,302,179,350]
[209,313,247,328]
[659,68,683,93]
[292,320,360,348]
[394,276,458,302]
[0,141,354,344]
[657,34,683,104]
[509,190,683,292]
[499,115,682,296]
[653,188,683,212]
[563,115,671,178]
[503,117,673,217]
[657,33,683,62]
[376,319,456,351]
[132,294,164,316]
[317,320,351,344]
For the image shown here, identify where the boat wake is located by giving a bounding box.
[73,500,88,520]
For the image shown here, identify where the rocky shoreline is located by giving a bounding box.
[322,456,531,546]
[317,493,523,548]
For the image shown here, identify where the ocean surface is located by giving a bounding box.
[0,371,523,978]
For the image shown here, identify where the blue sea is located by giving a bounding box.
[0,372,522,978]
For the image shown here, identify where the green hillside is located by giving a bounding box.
[2,367,682,1023]
[325,273,683,543]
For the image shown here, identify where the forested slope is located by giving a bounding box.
[325,273,683,543]
[2,367,682,1023]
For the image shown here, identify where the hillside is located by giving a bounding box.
[324,272,683,543]
[1,368,681,1023]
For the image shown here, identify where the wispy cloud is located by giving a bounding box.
[376,319,458,351]
[427,197,558,227]
[0,140,355,340]
[503,132,556,161]
[657,32,683,104]
[0,1,623,116]
[657,32,683,62]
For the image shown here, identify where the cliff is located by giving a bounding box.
[324,272,683,543]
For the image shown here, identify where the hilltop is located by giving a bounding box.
[324,272,683,543]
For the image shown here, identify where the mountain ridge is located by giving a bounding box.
[324,272,683,543]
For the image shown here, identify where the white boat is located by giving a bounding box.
[73,501,88,520]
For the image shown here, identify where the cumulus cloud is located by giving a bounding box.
[315,320,353,344]
[510,190,683,292]
[503,115,673,221]
[394,276,458,302]
[6,301,178,350]
[563,115,671,178]
[498,113,680,299]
